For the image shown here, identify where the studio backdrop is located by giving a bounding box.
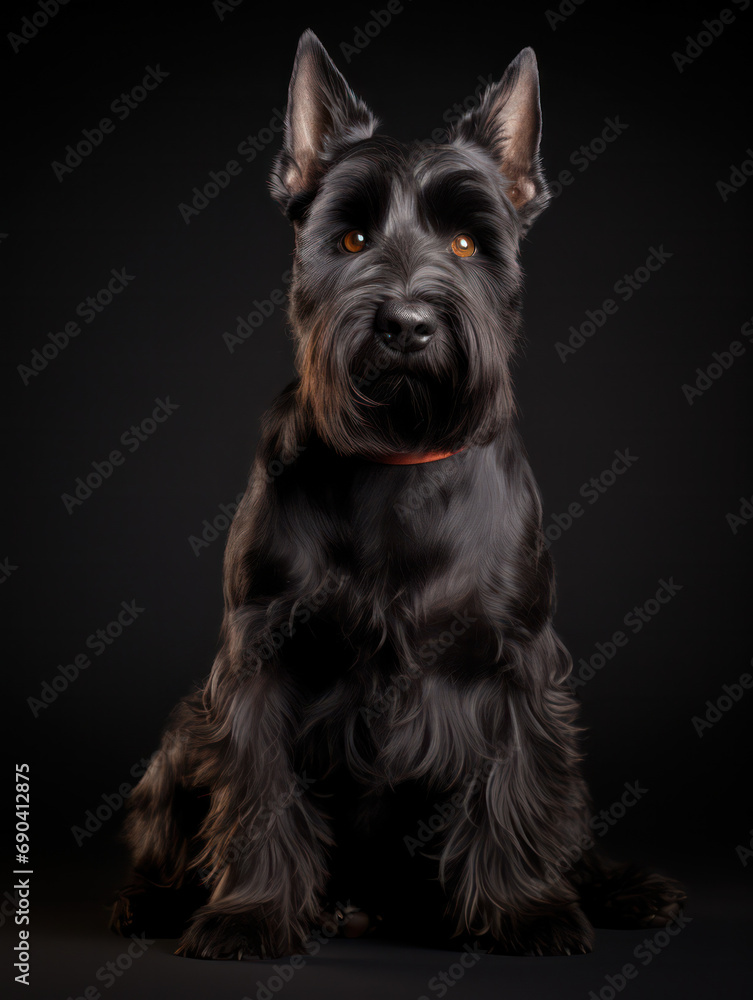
[3,1,751,998]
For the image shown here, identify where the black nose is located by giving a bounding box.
[375,301,437,352]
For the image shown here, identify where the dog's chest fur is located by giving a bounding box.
[271,436,526,693]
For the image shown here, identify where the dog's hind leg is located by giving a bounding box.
[110,692,210,937]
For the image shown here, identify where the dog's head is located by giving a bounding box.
[270,30,549,457]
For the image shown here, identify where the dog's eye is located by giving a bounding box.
[450,234,476,258]
[341,230,367,253]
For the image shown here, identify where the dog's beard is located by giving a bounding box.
[352,368,462,452]
[298,311,514,458]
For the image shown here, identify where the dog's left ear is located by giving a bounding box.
[449,48,549,229]
[269,29,379,218]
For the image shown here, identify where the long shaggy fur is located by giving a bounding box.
[111,30,685,959]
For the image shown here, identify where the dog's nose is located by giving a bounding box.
[375,301,437,352]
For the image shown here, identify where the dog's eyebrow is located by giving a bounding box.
[416,166,503,232]
[320,142,404,231]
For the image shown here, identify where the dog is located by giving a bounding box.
[111,30,685,959]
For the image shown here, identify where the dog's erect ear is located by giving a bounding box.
[269,30,379,217]
[449,48,549,227]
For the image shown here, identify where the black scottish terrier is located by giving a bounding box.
[111,30,684,959]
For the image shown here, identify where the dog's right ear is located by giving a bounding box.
[448,48,550,231]
[269,30,379,218]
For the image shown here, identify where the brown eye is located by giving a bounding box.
[341,230,366,253]
[451,234,476,257]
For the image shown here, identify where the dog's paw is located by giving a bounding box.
[317,903,382,939]
[110,889,137,937]
[487,906,594,957]
[596,871,687,929]
[110,878,208,939]
[176,913,267,960]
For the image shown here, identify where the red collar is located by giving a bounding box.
[365,448,465,466]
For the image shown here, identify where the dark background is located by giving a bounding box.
[2,0,752,997]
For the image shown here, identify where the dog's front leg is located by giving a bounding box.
[440,664,595,955]
[176,605,332,960]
